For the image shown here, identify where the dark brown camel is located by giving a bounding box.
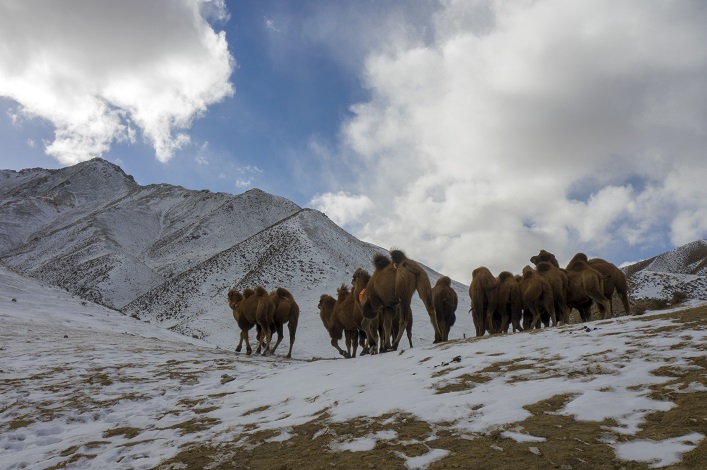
[228,286,275,355]
[565,254,612,321]
[390,250,442,346]
[530,249,560,268]
[519,265,556,329]
[317,285,374,358]
[534,261,570,325]
[431,276,457,341]
[469,266,498,336]
[496,271,523,333]
[357,253,408,352]
[268,287,300,358]
[351,268,381,354]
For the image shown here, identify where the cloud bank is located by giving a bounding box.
[311,0,707,279]
[0,0,234,164]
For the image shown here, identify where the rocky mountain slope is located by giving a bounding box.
[2,158,706,352]
[624,239,707,301]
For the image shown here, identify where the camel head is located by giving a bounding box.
[227,288,243,309]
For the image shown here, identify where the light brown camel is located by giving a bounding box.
[496,271,523,333]
[534,261,570,325]
[572,253,630,316]
[565,254,612,321]
[519,265,556,329]
[431,276,457,342]
[268,287,300,358]
[469,266,498,336]
[228,286,275,355]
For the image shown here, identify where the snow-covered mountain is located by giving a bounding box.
[623,239,707,301]
[0,159,470,352]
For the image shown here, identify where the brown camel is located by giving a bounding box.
[571,253,630,316]
[351,269,381,354]
[534,261,570,325]
[268,287,300,358]
[357,253,409,352]
[469,266,498,336]
[530,249,560,268]
[519,265,556,329]
[431,276,457,341]
[317,285,375,358]
[391,249,442,345]
[496,271,523,333]
[565,254,612,321]
[228,286,275,355]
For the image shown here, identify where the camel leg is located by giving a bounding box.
[286,322,296,359]
[261,326,273,356]
[235,330,244,352]
[381,308,395,352]
[391,305,408,350]
[242,331,253,355]
[269,323,284,355]
[406,310,413,348]
[331,337,350,358]
[362,317,378,354]
[619,290,631,316]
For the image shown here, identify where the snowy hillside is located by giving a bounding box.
[1,264,705,469]
[624,240,707,301]
[123,208,472,356]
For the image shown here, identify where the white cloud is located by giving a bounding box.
[310,191,374,226]
[0,0,234,165]
[235,165,263,189]
[332,0,707,279]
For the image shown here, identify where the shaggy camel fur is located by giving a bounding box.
[571,253,630,316]
[268,287,300,358]
[469,267,498,336]
[565,255,612,321]
[534,261,570,325]
[358,253,410,352]
[496,271,523,333]
[431,276,457,341]
[317,285,377,358]
[519,265,556,329]
[228,286,275,355]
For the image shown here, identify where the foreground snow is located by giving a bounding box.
[1,266,705,469]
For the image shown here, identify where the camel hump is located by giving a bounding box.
[522,265,536,279]
[436,275,452,287]
[254,286,268,296]
[569,252,588,264]
[536,261,553,273]
[275,287,292,299]
[498,271,515,282]
[336,284,350,296]
[242,288,255,298]
[373,253,391,270]
[390,249,407,265]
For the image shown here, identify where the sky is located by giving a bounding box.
[1,0,707,281]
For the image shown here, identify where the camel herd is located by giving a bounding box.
[471,250,630,337]
[226,248,629,359]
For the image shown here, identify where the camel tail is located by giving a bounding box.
[373,253,391,270]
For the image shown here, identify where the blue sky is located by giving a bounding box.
[2,0,707,281]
